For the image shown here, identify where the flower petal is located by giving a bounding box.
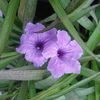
[42,28,58,59]
[38,28,57,42]
[48,57,67,78]
[57,30,71,48]
[65,40,83,59]
[64,59,81,74]
[16,43,33,54]
[20,33,30,44]
[42,43,58,59]
[32,23,45,32]
[25,51,47,67]
[24,22,45,34]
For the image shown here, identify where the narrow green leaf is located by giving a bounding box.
[84,21,100,55]
[18,0,27,22]
[90,10,98,25]
[0,70,47,80]
[0,93,14,100]
[35,76,57,89]
[19,0,37,26]
[29,74,77,100]
[60,87,95,100]
[92,61,100,100]
[0,17,21,33]
[81,67,100,82]
[95,6,100,20]
[28,81,36,98]
[0,0,20,54]
[0,55,20,69]
[0,52,19,58]
[0,0,8,15]
[87,93,95,100]
[80,54,100,63]
[59,0,70,9]
[78,16,95,31]
[47,72,100,99]
[16,81,28,100]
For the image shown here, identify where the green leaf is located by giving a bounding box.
[81,67,100,82]
[0,70,47,80]
[16,81,28,100]
[92,61,100,100]
[35,76,57,89]
[95,6,100,20]
[90,10,98,25]
[0,55,20,69]
[55,96,66,100]
[0,52,19,58]
[0,0,20,54]
[61,87,93,100]
[80,54,100,63]
[0,0,8,16]
[59,0,70,9]
[47,72,100,99]
[18,0,37,27]
[85,21,100,55]
[28,81,36,98]
[29,74,77,100]
[78,16,95,31]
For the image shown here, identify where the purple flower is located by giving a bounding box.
[16,22,57,67]
[43,30,83,78]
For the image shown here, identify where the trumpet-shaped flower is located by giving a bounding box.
[16,22,57,67]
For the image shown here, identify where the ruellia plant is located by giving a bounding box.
[0,0,100,100]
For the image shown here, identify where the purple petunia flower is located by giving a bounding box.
[16,22,57,67]
[43,30,83,78]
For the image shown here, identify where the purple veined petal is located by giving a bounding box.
[24,22,35,34]
[33,57,47,67]
[46,28,57,42]
[65,40,83,59]
[24,22,45,34]
[38,28,57,42]
[64,59,81,74]
[25,50,47,67]
[16,43,33,54]
[21,33,39,44]
[42,43,58,59]
[47,57,67,78]
[57,30,71,48]
[20,33,31,44]
[32,23,45,32]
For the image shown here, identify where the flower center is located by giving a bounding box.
[57,49,65,58]
[35,41,44,51]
